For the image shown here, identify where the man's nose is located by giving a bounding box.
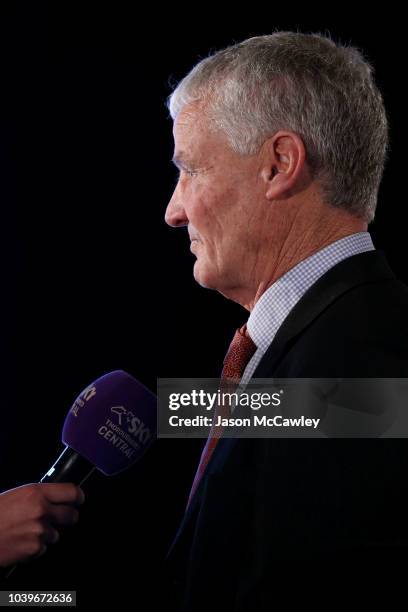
[165,189,188,228]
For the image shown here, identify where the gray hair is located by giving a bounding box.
[167,32,388,222]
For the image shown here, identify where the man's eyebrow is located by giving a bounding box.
[172,152,193,167]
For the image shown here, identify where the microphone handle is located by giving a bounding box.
[40,445,96,485]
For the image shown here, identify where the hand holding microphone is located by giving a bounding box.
[0,483,84,568]
[1,370,156,576]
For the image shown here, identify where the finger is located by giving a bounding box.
[33,543,48,560]
[41,525,60,546]
[40,483,85,506]
[47,504,80,527]
[21,542,48,564]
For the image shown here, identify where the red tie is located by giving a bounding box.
[186,324,257,509]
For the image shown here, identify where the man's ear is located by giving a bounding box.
[261,131,307,199]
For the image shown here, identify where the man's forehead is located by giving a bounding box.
[172,109,208,161]
[174,110,196,127]
[173,109,202,138]
[172,104,231,163]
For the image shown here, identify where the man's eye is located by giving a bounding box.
[183,168,197,178]
[174,168,198,184]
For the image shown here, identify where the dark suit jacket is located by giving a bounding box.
[165,250,408,610]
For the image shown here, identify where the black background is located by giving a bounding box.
[1,2,407,607]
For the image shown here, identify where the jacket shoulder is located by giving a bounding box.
[275,278,408,377]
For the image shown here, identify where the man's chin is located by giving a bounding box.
[193,261,217,290]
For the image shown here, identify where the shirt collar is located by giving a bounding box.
[246,232,374,353]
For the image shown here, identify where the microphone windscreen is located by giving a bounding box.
[62,370,156,475]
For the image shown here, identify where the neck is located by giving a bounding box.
[236,211,368,311]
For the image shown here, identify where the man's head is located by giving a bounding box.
[165,32,388,308]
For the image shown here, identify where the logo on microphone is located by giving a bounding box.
[82,385,97,402]
[111,406,127,426]
[71,384,97,417]
[109,406,152,445]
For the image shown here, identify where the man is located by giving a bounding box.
[164,32,408,608]
[0,483,84,571]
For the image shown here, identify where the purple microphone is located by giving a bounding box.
[40,370,157,485]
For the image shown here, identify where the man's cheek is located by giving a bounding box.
[187,193,208,225]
